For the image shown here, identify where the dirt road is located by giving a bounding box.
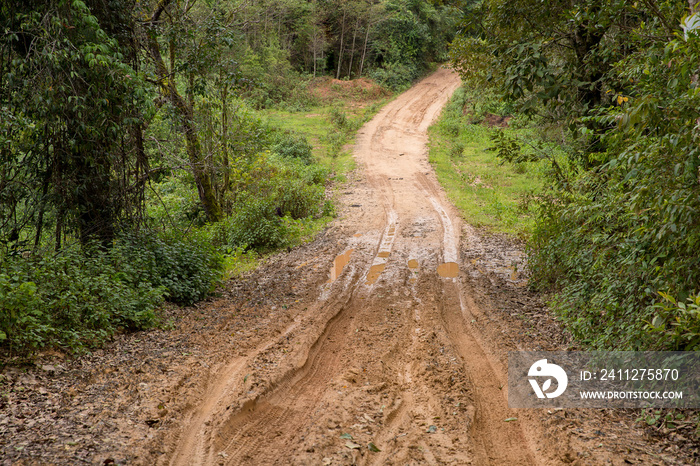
[3,69,695,466]
[161,68,547,465]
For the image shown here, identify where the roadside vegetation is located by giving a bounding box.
[0,0,460,357]
[429,87,551,237]
[263,78,393,180]
[449,0,700,352]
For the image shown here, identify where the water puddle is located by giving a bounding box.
[437,262,459,278]
[408,259,419,269]
[363,210,398,286]
[329,249,354,282]
[365,264,386,285]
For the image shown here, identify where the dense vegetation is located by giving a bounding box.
[428,86,547,236]
[0,0,461,355]
[450,0,700,350]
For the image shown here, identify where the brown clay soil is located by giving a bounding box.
[2,68,698,466]
[308,76,391,105]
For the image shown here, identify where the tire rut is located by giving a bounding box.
[167,67,546,465]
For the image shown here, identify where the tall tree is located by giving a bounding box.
[140,0,222,222]
[1,0,149,249]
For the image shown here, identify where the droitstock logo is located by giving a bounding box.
[528,359,568,399]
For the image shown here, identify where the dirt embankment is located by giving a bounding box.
[1,69,696,466]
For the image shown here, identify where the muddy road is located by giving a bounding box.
[5,69,690,466]
[158,69,573,465]
[148,68,698,466]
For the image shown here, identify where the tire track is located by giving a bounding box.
[167,67,547,465]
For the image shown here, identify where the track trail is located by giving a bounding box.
[165,68,557,465]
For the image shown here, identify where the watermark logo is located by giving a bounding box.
[510,351,699,408]
[528,359,568,399]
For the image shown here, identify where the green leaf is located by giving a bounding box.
[368,442,381,452]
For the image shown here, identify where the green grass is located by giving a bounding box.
[221,96,392,272]
[262,99,390,182]
[428,87,545,238]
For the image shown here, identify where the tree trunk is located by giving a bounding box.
[312,28,317,77]
[348,18,359,79]
[336,9,346,79]
[221,81,230,209]
[75,147,114,248]
[144,18,221,223]
[359,22,370,78]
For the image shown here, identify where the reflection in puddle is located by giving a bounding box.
[408,259,419,269]
[365,264,386,285]
[330,249,354,282]
[377,251,390,258]
[437,262,459,278]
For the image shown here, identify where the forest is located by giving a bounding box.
[2,0,700,463]
[2,0,700,354]
[450,0,700,351]
[0,0,460,354]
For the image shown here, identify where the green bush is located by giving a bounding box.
[0,248,165,354]
[225,194,289,250]
[277,175,325,220]
[369,62,418,90]
[646,293,700,351]
[114,230,223,306]
[329,106,348,129]
[220,154,329,251]
[271,130,313,164]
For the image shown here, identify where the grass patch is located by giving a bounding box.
[262,98,392,182]
[222,84,394,280]
[428,87,545,237]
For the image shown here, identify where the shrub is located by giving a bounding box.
[646,293,700,351]
[369,62,418,90]
[278,175,325,220]
[224,194,289,250]
[0,248,165,354]
[114,230,223,306]
[222,153,329,250]
[271,130,313,164]
[329,106,348,129]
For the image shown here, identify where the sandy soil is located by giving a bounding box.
[2,68,697,466]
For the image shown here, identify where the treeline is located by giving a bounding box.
[0,0,461,354]
[451,0,700,350]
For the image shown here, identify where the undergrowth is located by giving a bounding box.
[428,86,546,237]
